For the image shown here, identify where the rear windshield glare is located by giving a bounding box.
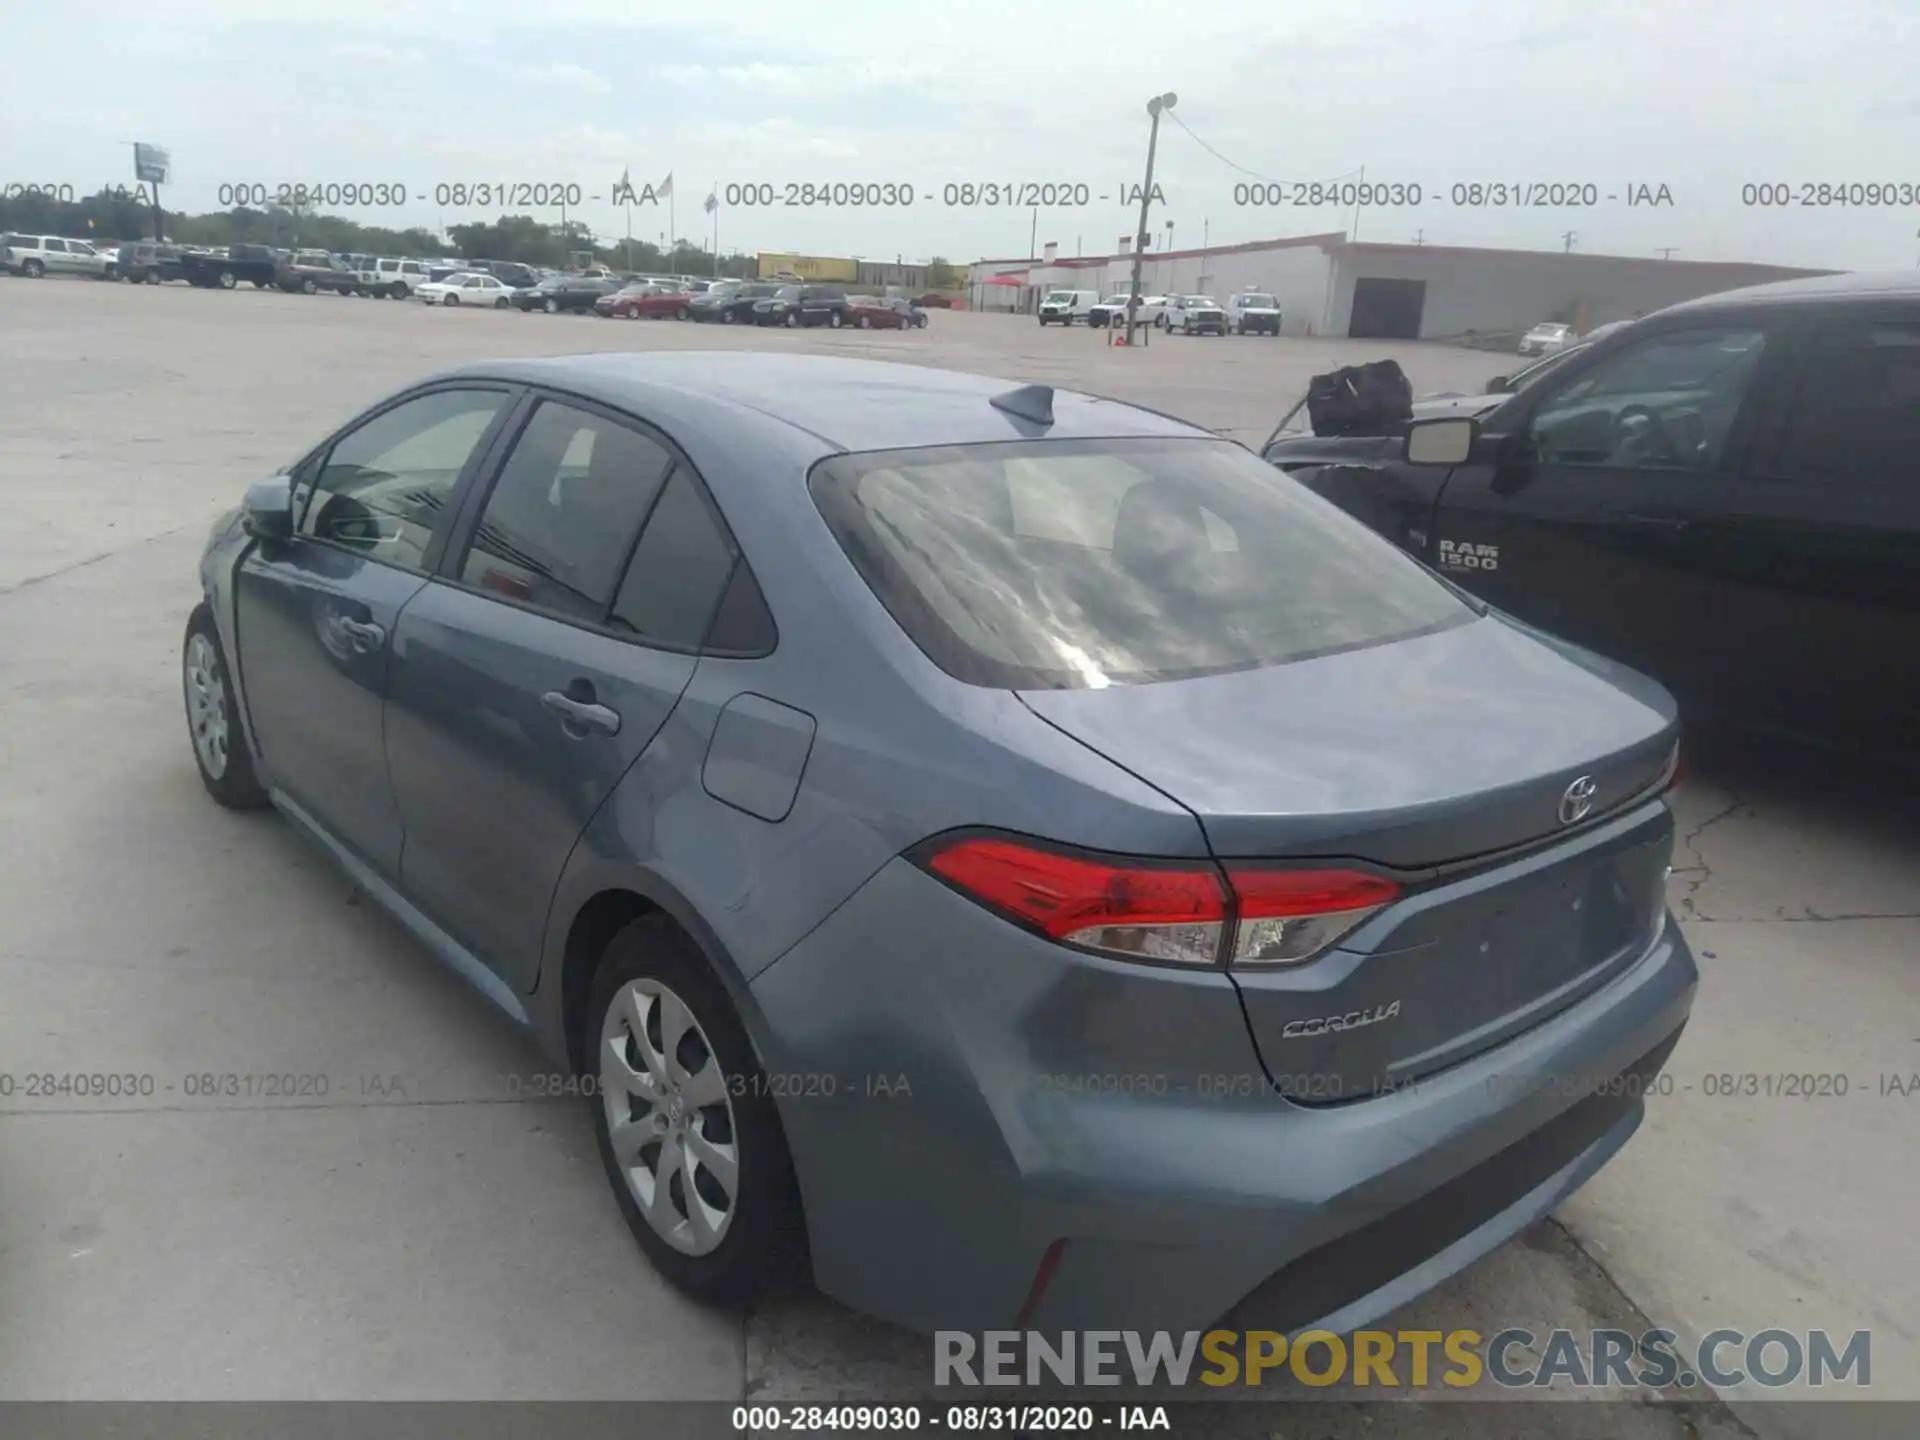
[809,438,1473,689]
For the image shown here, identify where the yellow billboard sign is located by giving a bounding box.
[756,252,858,282]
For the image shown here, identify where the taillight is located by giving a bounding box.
[918,836,1400,968]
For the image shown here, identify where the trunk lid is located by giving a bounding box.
[1019,614,1679,1097]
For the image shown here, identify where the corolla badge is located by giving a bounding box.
[1281,1000,1401,1040]
[1560,774,1599,825]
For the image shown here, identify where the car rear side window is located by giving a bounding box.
[811,437,1473,689]
[460,401,673,624]
[1769,320,1920,494]
[608,469,738,648]
[300,388,511,571]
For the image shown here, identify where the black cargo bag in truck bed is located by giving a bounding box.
[1306,359,1414,437]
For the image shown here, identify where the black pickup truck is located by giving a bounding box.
[1263,272,1920,770]
[181,244,281,290]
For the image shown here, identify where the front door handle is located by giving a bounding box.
[338,618,386,651]
[541,690,622,737]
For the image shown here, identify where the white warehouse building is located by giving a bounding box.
[967,232,1832,339]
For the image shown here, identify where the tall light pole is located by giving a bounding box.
[1126,91,1176,344]
[1165,219,1175,289]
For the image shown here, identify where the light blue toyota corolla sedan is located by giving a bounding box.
[183,352,1694,1335]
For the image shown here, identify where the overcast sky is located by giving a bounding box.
[6,0,1919,270]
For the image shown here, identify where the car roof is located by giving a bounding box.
[1660,269,1920,316]
[428,352,1216,453]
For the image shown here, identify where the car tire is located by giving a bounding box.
[856,314,872,329]
[215,268,237,289]
[495,297,509,309]
[445,294,460,306]
[147,271,161,285]
[828,311,843,329]
[300,278,318,295]
[721,309,736,324]
[24,259,45,278]
[587,914,809,1306]
[545,298,559,314]
[183,607,269,811]
[785,312,799,328]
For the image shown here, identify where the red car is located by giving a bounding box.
[846,297,923,330]
[597,282,690,320]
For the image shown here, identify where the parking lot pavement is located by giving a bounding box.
[0,278,1906,1432]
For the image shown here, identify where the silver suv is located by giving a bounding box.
[357,256,433,299]
[2,234,117,279]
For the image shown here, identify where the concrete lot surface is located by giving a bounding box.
[1,279,1911,1435]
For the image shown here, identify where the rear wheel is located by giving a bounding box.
[147,271,161,286]
[721,309,736,324]
[545,298,560,314]
[300,278,317,295]
[588,916,808,1305]
[183,608,268,811]
[828,311,843,329]
[494,296,509,309]
[785,311,799,328]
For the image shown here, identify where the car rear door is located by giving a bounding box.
[235,385,518,878]
[383,393,741,991]
[1691,304,1920,756]
[1429,318,1792,688]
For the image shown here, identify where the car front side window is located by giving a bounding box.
[299,389,511,569]
[1525,327,1768,472]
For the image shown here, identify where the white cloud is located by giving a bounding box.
[523,61,612,93]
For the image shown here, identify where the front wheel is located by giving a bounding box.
[23,259,46,278]
[828,311,843,329]
[588,916,808,1304]
[183,608,269,811]
[301,278,318,295]
[545,298,560,314]
[856,314,872,329]
[445,293,460,306]
[721,309,736,324]
[785,311,799,328]
[147,271,161,286]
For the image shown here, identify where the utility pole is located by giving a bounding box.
[1126,92,1176,344]
[1029,205,1038,261]
[1562,230,1578,253]
[1412,228,1424,245]
[1351,164,1365,243]
[1656,247,1678,260]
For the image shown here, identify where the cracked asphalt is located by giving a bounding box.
[0,279,1911,1436]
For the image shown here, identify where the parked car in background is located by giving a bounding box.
[117,242,189,284]
[1267,271,1920,768]
[180,351,1694,1341]
[512,276,619,314]
[755,284,850,328]
[1228,292,1283,335]
[2,234,116,278]
[1037,289,1099,325]
[1518,322,1575,357]
[358,257,433,299]
[1166,295,1228,335]
[482,260,541,289]
[182,244,280,290]
[891,297,928,329]
[277,250,363,295]
[916,293,956,308]
[598,282,692,320]
[1086,294,1132,329]
[844,296,912,330]
[417,271,513,307]
[689,281,781,324]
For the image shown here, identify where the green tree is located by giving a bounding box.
[925,257,959,289]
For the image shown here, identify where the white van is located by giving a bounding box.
[1037,289,1099,326]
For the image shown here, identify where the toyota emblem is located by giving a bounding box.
[1559,775,1598,825]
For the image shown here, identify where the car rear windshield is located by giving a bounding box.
[809,438,1474,689]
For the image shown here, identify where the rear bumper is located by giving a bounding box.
[749,857,1696,1335]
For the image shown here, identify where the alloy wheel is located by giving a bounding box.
[184,633,230,780]
[600,978,740,1256]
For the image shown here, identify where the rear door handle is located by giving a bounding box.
[339,618,386,651]
[541,690,622,737]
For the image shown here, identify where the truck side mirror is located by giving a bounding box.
[1404,417,1476,467]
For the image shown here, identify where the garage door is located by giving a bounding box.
[1349,277,1427,339]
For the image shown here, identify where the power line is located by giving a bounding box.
[1161,109,1364,188]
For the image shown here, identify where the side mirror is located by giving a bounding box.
[1404,416,1477,467]
[241,476,295,542]
[1485,375,1512,394]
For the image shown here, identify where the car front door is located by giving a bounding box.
[1695,306,1920,757]
[1430,319,1788,690]
[383,395,741,990]
[234,386,517,878]
[40,238,70,274]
